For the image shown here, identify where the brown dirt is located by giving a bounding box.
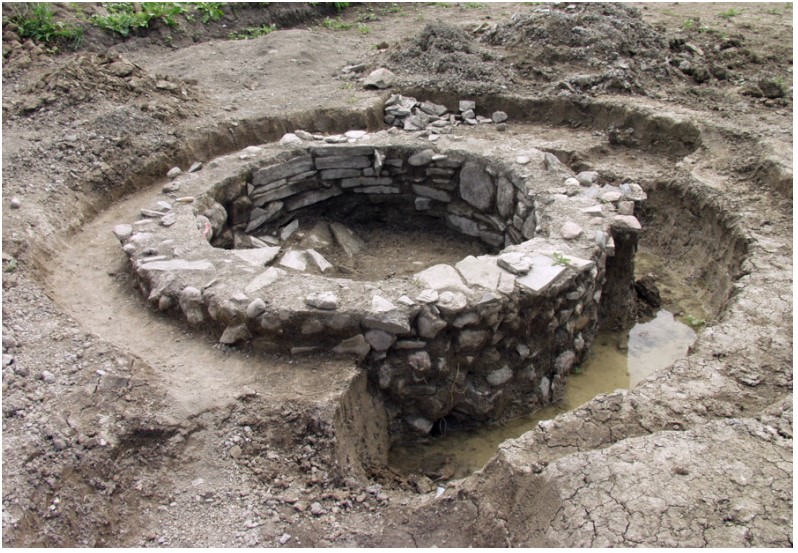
[2,2,792,547]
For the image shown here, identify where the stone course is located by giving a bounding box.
[115,125,647,436]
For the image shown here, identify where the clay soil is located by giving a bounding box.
[2,2,792,547]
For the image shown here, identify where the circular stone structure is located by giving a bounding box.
[114,130,647,436]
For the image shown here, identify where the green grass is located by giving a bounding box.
[321,17,353,30]
[3,3,84,50]
[684,315,706,329]
[91,2,188,37]
[551,252,571,267]
[463,2,485,8]
[717,7,743,20]
[228,23,278,40]
[191,2,225,23]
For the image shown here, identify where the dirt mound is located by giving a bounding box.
[17,53,202,120]
[387,22,516,94]
[482,3,671,95]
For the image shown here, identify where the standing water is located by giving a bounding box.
[390,252,705,481]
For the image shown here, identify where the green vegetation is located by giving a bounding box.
[552,252,571,267]
[321,16,353,30]
[3,3,84,49]
[463,2,486,8]
[4,258,17,273]
[684,314,706,329]
[228,23,277,40]
[717,7,743,20]
[91,3,188,37]
[192,2,225,23]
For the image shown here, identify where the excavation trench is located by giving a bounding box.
[55,93,748,485]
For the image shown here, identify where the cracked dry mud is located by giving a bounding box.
[2,2,792,548]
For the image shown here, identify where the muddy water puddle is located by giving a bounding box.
[390,251,703,481]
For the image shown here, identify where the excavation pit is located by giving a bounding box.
[115,130,648,436]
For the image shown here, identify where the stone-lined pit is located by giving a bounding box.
[114,131,648,438]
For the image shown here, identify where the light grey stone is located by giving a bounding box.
[455,255,501,290]
[491,111,508,123]
[555,350,576,374]
[179,286,204,326]
[320,168,362,180]
[140,259,214,272]
[113,224,133,243]
[330,222,365,256]
[418,101,448,116]
[351,186,400,195]
[516,255,566,293]
[333,335,370,359]
[561,221,583,240]
[314,155,371,170]
[246,298,267,319]
[285,187,342,211]
[305,291,339,310]
[417,310,447,339]
[294,130,314,140]
[279,250,307,271]
[408,149,436,166]
[245,267,286,293]
[416,289,439,303]
[397,295,415,307]
[371,295,396,313]
[167,166,181,179]
[620,182,647,201]
[363,67,396,89]
[188,161,202,173]
[576,171,599,186]
[307,249,333,273]
[232,246,281,266]
[252,180,317,206]
[613,215,642,230]
[345,130,367,139]
[365,329,395,351]
[446,214,481,237]
[341,177,393,188]
[496,176,514,219]
[279,133,303,148]
[414,264,470,294]
[412,184,452,202]
[363,311,411,334]
[436,291,468,315]
[280,219,300,241]
[253,156,314,186]
[459,100,476,112]
[459,161,495,211]
[407,351,432,372]
[457,329,489,351]
[617,201,635,216]
[160,213,176,227]
[487,365,513,386]
[600,189,623,203]
[497,252,533,275]
[580,205,604,217]
[220,324,252,345]
[246,202,284,233]
[565,177,581,187]
[407,416,433,434]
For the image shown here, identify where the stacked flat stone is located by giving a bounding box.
[383,95,508,134]
[116,135,645,437]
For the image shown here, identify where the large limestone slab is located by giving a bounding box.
[244,267,286,293]
[231,246,281,266]
[414,264,471,295]
[459,161,495,211]
[252,155,313,186]
[455,255,501,290]
[516,255,566,293]
[279,249,307,271]
[330,223,365,257]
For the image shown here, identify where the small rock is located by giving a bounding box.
[160,213,176,227]
[167,167,182,179]
[246,298,267,319]
[344,130,367,139]
[9,197,21,209]
[305,292,338,310]
[576,171,599,186]
[495,123,507,132]
[279,133,303,148]
[371,295,395,313]
[491,111,508,123]
[220,324,252,345]
[407,149,436,166]
[564,177,581,187]
[162,181,180,194]
[310,502,324,516]
[229,445,243,459]
[497,252,533,275]
[188,161,203,173]
[294,130,314,140]
[561,221,583,240]
[363,67,396,89]
[41,370,56,384]
[515,156,530,165]
[459,100,476,112]
[278,533,291,545]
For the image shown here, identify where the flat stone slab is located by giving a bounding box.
[245,267,286,293]
[455,255,501,290]
[232,246,281,266]
[140,259,214,272]
[279,249,307,271]
[414,264,471,295]
[516,255,567,293]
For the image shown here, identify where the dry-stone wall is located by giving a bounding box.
[114,131,646,437]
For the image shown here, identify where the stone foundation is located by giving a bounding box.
[114,131,646,437]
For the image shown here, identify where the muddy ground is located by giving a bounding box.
[2,2,792,547]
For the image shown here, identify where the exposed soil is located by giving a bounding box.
[2,2,792,547]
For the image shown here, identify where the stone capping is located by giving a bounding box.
[115,132,647,436]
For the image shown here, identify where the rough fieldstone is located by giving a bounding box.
[179,286,204,326]
[371,295,396,313]
[576,171,599,186]
[561,221,584,240]
[613,215,642,230]
[417,310,447,339]
[245,267,286,293]
[279,133,303,148]
[416,289,439,303]
[414,264,470,294]
[220,324,252,345]
[253,156,314,186]
[455,256,500,290]
[232,246,281,267]
[285,188,342,211]
[554,350,576,374]
[407,351,432,372]
[113,224,133,243]
[497,252,533,275]
[364,68,396,89]
[330,222,365,256]
[314,155,371,170]
[406,416,433,434]
[365,329,396,351]
[363,311,411,334]
[167,166,181,179]
[305,292,338,310]
[279,250,307,271]
[307,249,333,273]
[496,176,514,219]
[446,214,481,237]
[246,298,267,319]
[457,329,490,351]
[516,255,566,293]
[408,149,436,166]
[617,201,635,216]
[412,184,452,203]
[459,162,495,211]
[436,291,468,315]
[333,335,370,359]
[487,365,513,386]
[491,111,508,123]
[459,100,476,112]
